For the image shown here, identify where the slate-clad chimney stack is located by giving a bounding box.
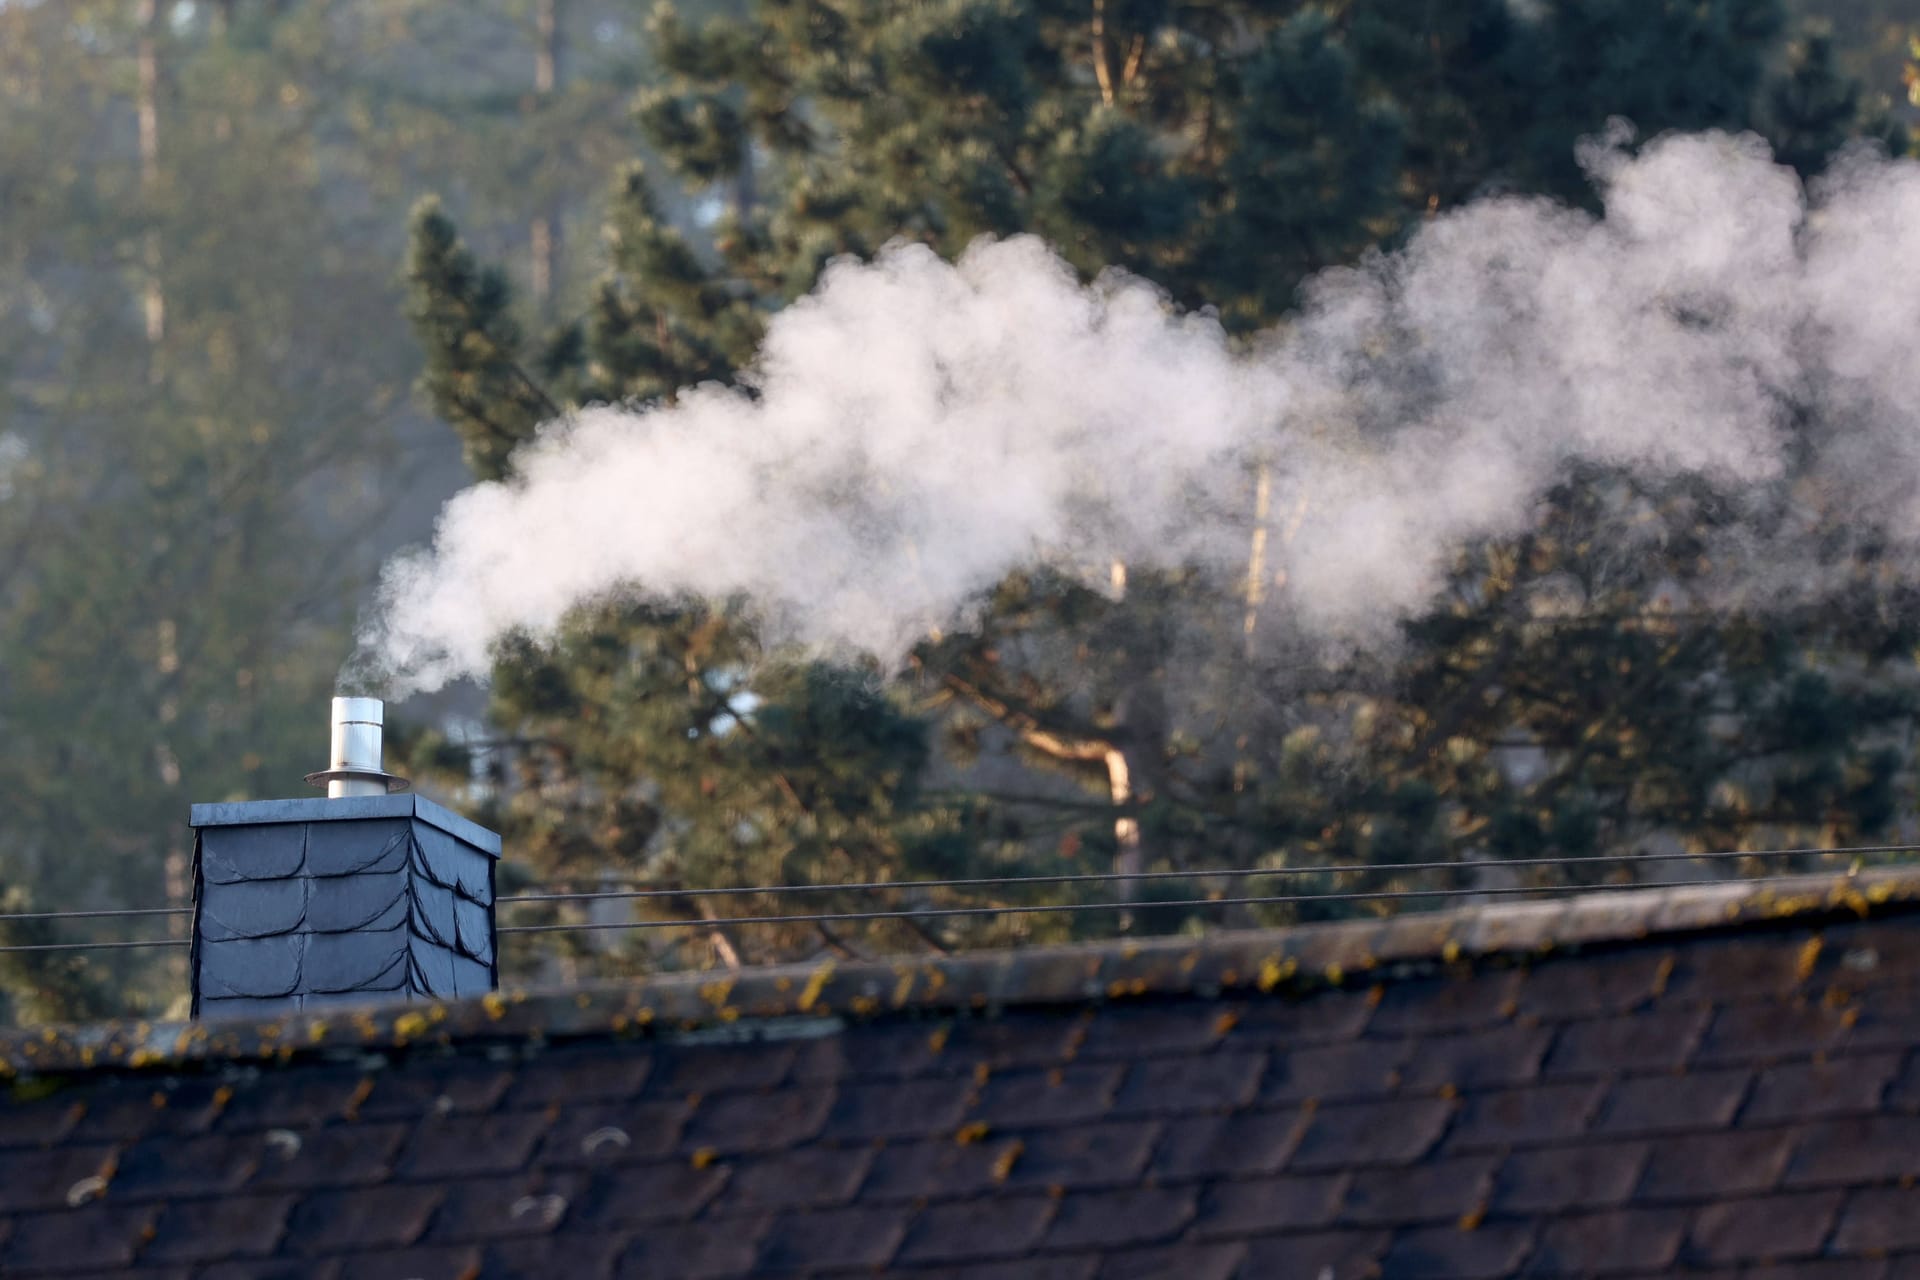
[189,698,500,1018]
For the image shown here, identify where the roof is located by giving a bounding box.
[3,867,1920,1278]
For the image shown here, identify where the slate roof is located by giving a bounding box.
[5,868,1920,1279]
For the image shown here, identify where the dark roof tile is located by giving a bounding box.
[1110,1051,1266,1117]
[1339,1155,1497,1226]
[108,1131,265,1201]
[936,1011,1094,1072]
[1878,1049,1920,1110]
[213,1065,371,1133]
[1747,1262,1890,1280]
[614,1218,767,1280]
[66,1079,228,1144]
[895,1195,1055,1266]
[973,1064,1123,1128]
[710,1144,873,1211]
[660,1042,796,1094]
[1635,1129,1796,1201]
[1000,1120,1161,1191]
[1685,1190,1845,1266]
[1783,1115,1920,1187]
[533,1098,690,1167]
[1532,1207,1689,1275]
[755,1204,907,1271]
[1592,1068,1752,1136]
[1744,1053,1901,1123]
[1378,1222,1535,1279]
[910,1258,1099,1280]
[1188,1172,1347,1239]
[499,1043,653,1107]
[1492,1142,1649,1214]
[1514,949,1676,1019]
[356,1055,515,1121]
[1830,1184,1920,1253]
[1399,1024,1553,1091]
[0,1094,83,1149]
[199,1260,341,1280]
[1240,1228,1388,1280]
[1287,1097,1455,1171]
[1664,933,1821,1002]
[1544,1006,1712,1077]
[282,1184,444,1254]
[863,1136,1023,1201]
[1148,1107,1306,1180]
[1838,982,1920,1052]
[324,1244,482,1280]
[0,1143,121,1212]
[680,1085,833,1156]
[1445,1081,1607,1151]
[1258,1038,1408,1104]
[143,1192,296,1263]
[482,1232,623,1280]
[249,1121,410,1191]
[1077,1004,1232,1060]
[824,1076,975,1141]
[1097,1242,1244,1280]
[1231,987,1378,1046]
[425,1170,589,1243]
[1042,1186,1196,1250]
[1368,971,1521,1035]
[400,1109,552,1178]
[1697,1001,1851,1066]
[571,1158,729,1227]
[0,1204,158,1273]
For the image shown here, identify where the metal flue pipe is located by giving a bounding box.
[304,696,410,797]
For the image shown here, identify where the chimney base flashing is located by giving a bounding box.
[189,794,501,857]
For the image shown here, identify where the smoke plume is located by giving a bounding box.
[362,130,1920,695]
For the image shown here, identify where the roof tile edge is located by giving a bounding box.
[4,865,1916,1078]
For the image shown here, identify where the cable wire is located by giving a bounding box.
[0,937,188,955]
[496,841,1918,906]
[495,867,1877,936]
[0,905,191,923]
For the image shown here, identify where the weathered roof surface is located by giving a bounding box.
[3,867,1920,1278]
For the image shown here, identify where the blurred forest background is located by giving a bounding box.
[0,0,1916,1023]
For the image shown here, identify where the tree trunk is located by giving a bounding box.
[529,0,563,312]
[136,0,164,357]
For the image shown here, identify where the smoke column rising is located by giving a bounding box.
[362,131,1920,694]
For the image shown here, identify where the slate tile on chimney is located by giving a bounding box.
[1784,1115,1920,1187]
[895,1195,1055,1265]
[1746,1053,1901,1123]
[711,1144,874,1211]
[1532,1207,1689,1275]
[426,1170,589,1242]
[1543,1007,1711,1076]
[825,1077,974,1141]
[573,1158,729,1227]
[1492,1141,1649,1214]
[1042,1186,1196,1250]
[1830,1184,1920,1253]
[326,1243,484,1280]
[284,1183,445,1253]
[1635,1129,1796,1201]
[1339,1155,1496,1225]
[973,1064,1123,1128]
[1149,1107,1306,1179]
[201,821,305,882]
[500,1043,653,1108]
[536,1099,691,1167]
[1098,1243,1245,1280]
[198,876,309,941]
[1697,1000,1850,1066]
[306,818,408,876]
[1515,949,1676,1019]
[1686,1190,1844,1266]
[863,1136,1025,1201]
[199,935,304,999]
[1592,1068,1751,1135]
[1001,1120,1162,1191]
[1110,1051,1266,1116]
[305,926,409,994]
[309,868,408,933]
[755,1204,908,1271]
[1368,970,1522,1035]
[143,1192,297,1263]
[680,1085,834,1155]
[0,1204,160,1273]
[1287,1097,1455,1171]
[1400,1024,1553,1091]
[1445,1080,1607,1151]
[1188,1173,1347,1239]
[402,1109,552,1178]
[1378,1222,1535,1279]
[1259,1037,1407,1103]
[660,1042,797,1094]
[1240,1228,1389,1280]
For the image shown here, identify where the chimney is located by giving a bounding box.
[188,698,500,1018]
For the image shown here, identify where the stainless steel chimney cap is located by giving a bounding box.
[305,695,410,797]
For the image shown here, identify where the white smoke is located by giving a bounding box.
[363,130,1920,695]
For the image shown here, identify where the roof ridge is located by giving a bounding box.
[6,865,1918,1078]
